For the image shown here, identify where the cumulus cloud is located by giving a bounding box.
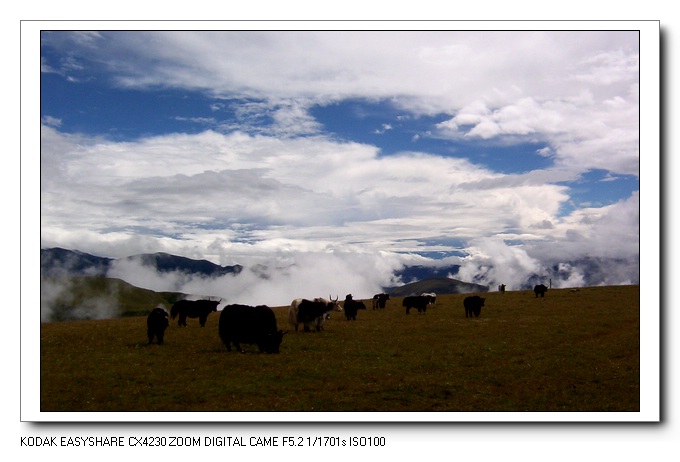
[457,237,543,290]
[40,125,576,254]
[437,92,639,176]
[540,191,640,261]
[453,189,639,290]
[40,117,640,290]
[40,31,639,109]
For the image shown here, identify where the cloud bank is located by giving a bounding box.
[39,30,641,300]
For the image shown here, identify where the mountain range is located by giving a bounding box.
[41,247,242,278]
[40,247,486,294]
[39,247,637,322]
[40,247,489,322]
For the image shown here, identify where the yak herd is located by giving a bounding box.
[146,284,549,353]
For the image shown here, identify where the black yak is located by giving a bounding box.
[372,293,390,310]
[464,296,485,317]
[288,296,338,332]
[421,292,437,305]
[219,304,286,353]
[534,284,548,298]
[343,294,366,320]
[402,295,431,314]
[146,307,170,344]
[170,299,219,327]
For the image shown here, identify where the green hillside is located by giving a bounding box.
[41,276,185,321]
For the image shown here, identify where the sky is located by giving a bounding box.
[39,29,642,305]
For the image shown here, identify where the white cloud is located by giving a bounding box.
[106,250,406,307]
[41,30,639,108]
[437,93,639,176]
[40,125,579,261]
[41,31,640,177]
[573,49,640,86]
[41,277,121,321]
[545,191,640,261]
[457,237,543,290]
[41,120,642,292]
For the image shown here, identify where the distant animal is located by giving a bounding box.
[464,296,485,317]
[498,284,506,293]
[343,294,366,320]
[288,297,338,332]
[421,292,437,305]
[402,295,431,314]
[534,284,548,298]
[218,304,286,353]
[372,293,390,310]
[170,299,220,327]
[146,307,170,344]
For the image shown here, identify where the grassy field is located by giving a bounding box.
[40,285,640,413]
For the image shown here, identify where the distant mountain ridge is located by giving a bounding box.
[39,247,489,323]
[122,252,242,277]
[41,247,112,277]
[387,277,488,296]
[39,247,636,322]
[41,248,468,289]
[41,248,242,278]
[40,247,489,302]
[394,264,461,283]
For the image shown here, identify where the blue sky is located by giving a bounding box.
[39,29,641,302]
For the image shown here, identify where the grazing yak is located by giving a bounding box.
[288,297,338,332]
[464,295,485,317]
[372,293,390,310]
[534,284,548,298]
[402,295,431,314]
[343,294,366,320]
[219,304,286,353]
[146,307,170,344]
[170,299,219,327]
[421,292,437,305]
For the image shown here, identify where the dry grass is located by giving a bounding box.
[40,285,640,413]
